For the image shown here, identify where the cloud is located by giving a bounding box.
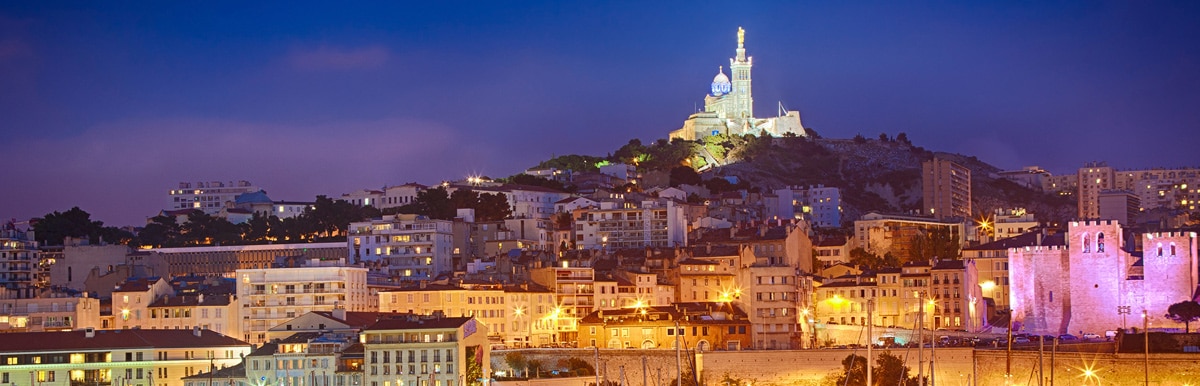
[287,44,390,71]
[0,117,459,226]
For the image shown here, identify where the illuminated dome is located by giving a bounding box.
[711,66,731,95]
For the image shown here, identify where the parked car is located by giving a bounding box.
[1058,334,1079,342]
[1013,336,1031,344]
[1082,333,1102,340]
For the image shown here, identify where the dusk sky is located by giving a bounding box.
[2,1,1199,227]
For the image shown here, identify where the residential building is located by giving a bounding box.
[571,199,688,250]
[529,266,595,342]
[0,229,38,298]
[236,259,370,345]
[997,166,1050,191]
[167,180,259,215]
[854,212,965,259]
[361,316,491,386]
[989,208,1040,241]
[113,277,174,330]
[149,243,347,278]
[244,332,355,386]
[577,302,751,351]
[928,259,985,331]
[0,328,250,386]
[145,294,239,339]
[0,296,102,332]
[380,183,427,210]
[1098,190,1139,224]
[922,158,971,220]
[773,186,842,228]
[349,215,454,280]
[1077,162,1115,219]
[377,284,558,347]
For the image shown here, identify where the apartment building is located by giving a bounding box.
[922,158,972,220]
[167,180,259,215]
[236,260,370,345]
[571,199,688,250]
[144,294,239,339]
[349,215,454,280]
[0,328,250,386]
[0,296,102,332]
[0,229,38,298]
[529,267,594,343]
[148,242,347,278]
[361,316,490,386]
[577,303,751,351]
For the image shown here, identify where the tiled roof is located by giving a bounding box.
[113,277,163,292]
[0,329,247,353]
[962,231,1065,251]
[364,316,474,331]
[311,311,391,329]
[278,332,323,344]
[183,363,246,380]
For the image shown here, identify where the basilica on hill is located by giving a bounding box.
[669,27,806,141]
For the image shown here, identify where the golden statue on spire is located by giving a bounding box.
[737,27,745,46]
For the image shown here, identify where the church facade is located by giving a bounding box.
[669,27,805,141]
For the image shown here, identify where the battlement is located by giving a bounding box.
[1008,245,1066,253]
[1071,220,1118,227]
[1146,231,1197,239]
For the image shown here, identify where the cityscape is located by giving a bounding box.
[2,3,1200,386]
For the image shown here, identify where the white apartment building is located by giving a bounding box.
[572,199,688,250]
[361,316,491,386]
[0,229,38,298]
[773,185,842,228]
[145,294,240,340]
[448,183,572,220]
[0,296,102,332]
[380,183,427,210]
[167,180,259,215]
[0,328,250,386]
[529,266,595,342]
[349,215,454,280]
[377,284,558,347]
[236,260,370,345]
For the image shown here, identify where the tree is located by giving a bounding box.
[836,352,920,386]
[835,354,868,386]
[503,352,528,377]
[669,165,702,187]
[413,187,455,219]
[849,247,883,270]
[873,352,920,386]
[1166,300,1200,333]
[557,357,594,376]
[32,207,124,246]
[475,192,513,221]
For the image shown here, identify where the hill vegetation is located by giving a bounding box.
[533,131,1076,227]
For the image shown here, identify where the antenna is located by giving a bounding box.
[777,101,788,117]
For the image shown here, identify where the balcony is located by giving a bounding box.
[71,381,112,386]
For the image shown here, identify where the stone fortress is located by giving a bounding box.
[1010,219,1199,336]
[669,27,805,141]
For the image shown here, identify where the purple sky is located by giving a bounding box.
[2,2,1199,227]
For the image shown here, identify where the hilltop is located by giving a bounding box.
[533,132,1075,226]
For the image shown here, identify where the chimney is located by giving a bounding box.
[193,326,202,337]
[333,304,347,322]
[84,327,95,338]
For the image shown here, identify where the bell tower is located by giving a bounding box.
[729,27,754,119]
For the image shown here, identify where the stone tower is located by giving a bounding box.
[1066,220,1128,335]
[1140,231,1200,327]
[729,27,754,120]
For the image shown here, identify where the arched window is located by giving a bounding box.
[1170,243,1177,256]
[1097,233,1105,253]
[1081,233,1090,253]
[1157,243,1164,257]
